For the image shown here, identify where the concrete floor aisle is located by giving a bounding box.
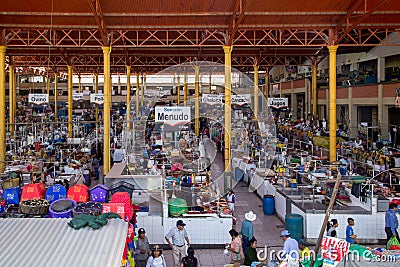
[161,151,285,266]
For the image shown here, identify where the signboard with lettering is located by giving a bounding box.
[268,98,288,109]
[201,94,223,105]
[232,94,251,105]
[90,93,104,105]
[155,106,191,125]
[72,93,84,101]
[28,94,49,105]
[321,236,350,267]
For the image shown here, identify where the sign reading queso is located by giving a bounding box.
[155,106,191,125]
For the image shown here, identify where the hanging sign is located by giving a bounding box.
[268,98,288,109]
[232,94,251,105]
[72,93,84,101]
[155,106,191,125]
[90,93,104,105]
[321,236,350,267]
[201,94,223,104]
[28,94,48,105]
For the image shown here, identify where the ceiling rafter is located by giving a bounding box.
[334,0,365,32]
[227,0,251,45]
[336,0,391,44]
[86,0,109,46]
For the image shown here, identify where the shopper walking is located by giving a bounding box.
[180,246,198,267]
[346,218,358,244]
[135,228,150,267]
[165,220,191,267]
[92,154,100,180]
[385,203,400,243]
[146,245,166,267]
[226,189,236,213]
[240,211,256,252]
[280,230,299,265]
[227,229,244,267]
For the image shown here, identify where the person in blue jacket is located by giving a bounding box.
[385,203,400,243]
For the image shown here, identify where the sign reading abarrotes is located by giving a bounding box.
[232,94,251,105]
[155,106,191,125]
[28,94,49,105]
[72,93,84,101]
[268,98,288,109]
[90,93,104,105]
[202,94,223,104]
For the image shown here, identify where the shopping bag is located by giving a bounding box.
[387,236,400,250]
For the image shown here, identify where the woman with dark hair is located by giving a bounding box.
[327,219,338,237]
[146,245,166,267]
[244,237,258,266]
[226,189,236,214]
[226,229,244,267]
[180,246,198,267]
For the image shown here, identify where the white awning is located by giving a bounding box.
[0,218,127,267]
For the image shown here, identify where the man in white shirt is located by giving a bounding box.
[165,220,190,267]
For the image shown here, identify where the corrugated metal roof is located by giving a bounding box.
[0,218,128,267]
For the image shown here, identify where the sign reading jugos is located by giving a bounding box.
[155,106,191,125]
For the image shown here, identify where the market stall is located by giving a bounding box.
[105,162,233,245]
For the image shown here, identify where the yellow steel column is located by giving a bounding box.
[141,75,145,107]
[13,69,17,131]
[328,45,338,162]
[195,65,200,136]
[265,68,269,101]
[9,65,14,137]
[223,45,232,173]
[78,75,82,93]
[126,66,131,131]
[67,65,73,138]
[136,73,139,116]
[209,74,212,94]
[46,76,50,95]
[253,64,259,121]
[95,73,99,123]
[184,72,188,106]
[102,46,111,174]
[177,76,181,105]
[54,73,58,121]
[312,64,318,118]
[0,46,6,173]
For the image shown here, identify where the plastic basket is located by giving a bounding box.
[1,178,20,190]
[20,199,50,215]
[72,201,103,217]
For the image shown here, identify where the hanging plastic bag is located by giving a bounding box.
[127,250,135,267]
[223,248,230,256]
[387,236,400,250]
